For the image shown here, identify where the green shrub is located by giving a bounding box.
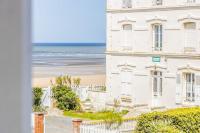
[32,87,46,112]
[135,107,200,133]
[52,85,81,111]
[52,76,81,111]
[64,110,128,129]
[137,120,180,133]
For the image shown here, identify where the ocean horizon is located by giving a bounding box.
[32,43,106,76]
[33,42,106,46]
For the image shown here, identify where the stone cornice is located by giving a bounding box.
[106,51,200,59]
[107,5,200,13]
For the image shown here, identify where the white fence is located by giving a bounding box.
[80,119,136,133]
[72,85,107,111]
[72,85,106,100]
[41,87,52,108]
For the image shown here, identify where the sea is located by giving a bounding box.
[32,43,106,76]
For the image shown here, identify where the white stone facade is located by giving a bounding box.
[106,0,200,109]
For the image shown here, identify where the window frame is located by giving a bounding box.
[122,24,132,31]
[122,0,132,8]
[185,73,195,102]
[183,22,197,50]
[152,71,163,97]
[187,0,196,3]
[152,24,163,51]
[153,0,163,6]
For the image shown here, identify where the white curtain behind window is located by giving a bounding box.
[121,70,132,95]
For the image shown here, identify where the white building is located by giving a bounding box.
[106,0,200,109]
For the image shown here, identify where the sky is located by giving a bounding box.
[32,0,106,43]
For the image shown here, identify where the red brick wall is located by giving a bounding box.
[34,113,44,133]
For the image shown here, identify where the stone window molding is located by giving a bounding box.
[117,63,136,71]
[146,16,167,52]
[118,17,136,30]
[146,16,167,25]
[178,14,200,29]
[146,64,167,72]
[178,65,200,73]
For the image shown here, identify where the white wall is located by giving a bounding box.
[0,0,31,132]
[107,8,200,53]
[106,54,200,108]
[107,0,200,9]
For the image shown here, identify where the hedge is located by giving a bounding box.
[135,107,200,133]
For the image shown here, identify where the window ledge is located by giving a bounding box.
[184,47,196,53]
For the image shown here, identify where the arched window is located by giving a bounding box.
[184,22,197,49]
[122,0,132,8]
[152,24,163,51]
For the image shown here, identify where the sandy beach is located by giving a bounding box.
[32,66,106,88]
[32,74,106,88]
[32,44,106,88]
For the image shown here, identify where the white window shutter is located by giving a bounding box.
[195,75,200,102]
[121,71,132,83]
[195,75,200,85]
[184,22,197,48]
[122,24,132,49]
[176,74,182,104]
[176,74,181,84]
[128,71,132,83]
[121,71,127,83]
[122,0,126,8]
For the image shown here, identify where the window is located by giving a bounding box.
[185,73,195,102]
[152,71,163,97]
[187,0,196,3]
[184,22,196,29]
[184,22,197,50]
[123,24,132,31]
[152,24,163,51]
[121,70,132,100]
[122,24,132,50]
[153,0,163,5]
[122,0,132,8]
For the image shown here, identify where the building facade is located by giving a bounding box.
[106,0,200,109]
